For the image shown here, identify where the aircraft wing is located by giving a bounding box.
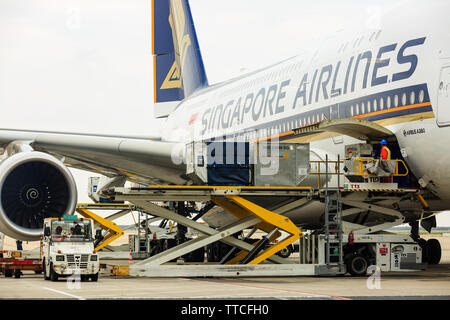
[0,129,186,185]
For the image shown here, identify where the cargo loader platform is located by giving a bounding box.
[100,184,420,278]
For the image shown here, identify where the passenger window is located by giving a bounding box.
[419,90,425,103]
[410,91,415,105]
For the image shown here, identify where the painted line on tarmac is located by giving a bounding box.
[42,287,86,300]
[185,278,352,300]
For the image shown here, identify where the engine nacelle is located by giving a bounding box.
[0,152,77,241]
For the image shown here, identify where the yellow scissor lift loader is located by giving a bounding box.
[99,185,350,277]
[86,164,422,278]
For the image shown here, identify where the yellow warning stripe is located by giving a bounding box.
[344,189,407,192]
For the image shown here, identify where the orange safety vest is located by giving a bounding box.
[381,146,391,160]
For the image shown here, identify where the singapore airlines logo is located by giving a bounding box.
[160,0,192,90]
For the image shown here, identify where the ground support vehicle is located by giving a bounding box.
[41,215,100,282]
[0,253,42,278]
[299,233,426,276]
[100,183,432,277]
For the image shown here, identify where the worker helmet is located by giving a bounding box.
[381,139,387,145]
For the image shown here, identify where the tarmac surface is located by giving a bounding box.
[0,264,448,300]
[0,236,449,300]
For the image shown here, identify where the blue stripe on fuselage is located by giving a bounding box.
[203,83,433,142]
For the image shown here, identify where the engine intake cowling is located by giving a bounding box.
[0,152,77,241]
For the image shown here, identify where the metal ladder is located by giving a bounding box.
[324,154,344,267]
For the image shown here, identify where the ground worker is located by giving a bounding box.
[380,139,391,160]
[380,139,392,182]
[53,226,65,241]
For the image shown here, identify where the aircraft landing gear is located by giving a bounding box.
[424,239,442,265]
[410,221,441,265]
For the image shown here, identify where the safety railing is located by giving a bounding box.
[351,158,409,177]
[309,160,343,189]
[308,158,409,189]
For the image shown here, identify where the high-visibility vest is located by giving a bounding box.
[381,146,391,160]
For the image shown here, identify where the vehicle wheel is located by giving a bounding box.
[213,243,221,262]
[426,239,441,265]
[150,240,162,256]
[164,239,177,249]
[14,270,21,279]
[206,244,216,262]
[206,244,215,262]
[91,273,99,282]
[163,239,178,262]
[43,260,50,280]
[190,247,205,263]
[346,254,369,276]
[277,245,292,259]
[4,269,13,278]
[50,263,59,282]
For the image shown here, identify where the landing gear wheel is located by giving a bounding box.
[346,254,369,277]
[426,239,441,265]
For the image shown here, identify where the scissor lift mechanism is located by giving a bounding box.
[98,185,419,277]
[75,203,130,253]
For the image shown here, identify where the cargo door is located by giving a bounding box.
[437,66,450,126]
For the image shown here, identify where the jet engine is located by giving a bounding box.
[0,151,77,241]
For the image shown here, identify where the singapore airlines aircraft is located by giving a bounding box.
[0,0,448,255]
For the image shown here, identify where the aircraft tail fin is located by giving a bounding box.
[152,0,208,104]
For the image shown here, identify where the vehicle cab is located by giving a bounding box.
[41,215,100,281]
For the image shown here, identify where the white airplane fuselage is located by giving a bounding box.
[161,3,450,210]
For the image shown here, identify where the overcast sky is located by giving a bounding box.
[0,0,448,226]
